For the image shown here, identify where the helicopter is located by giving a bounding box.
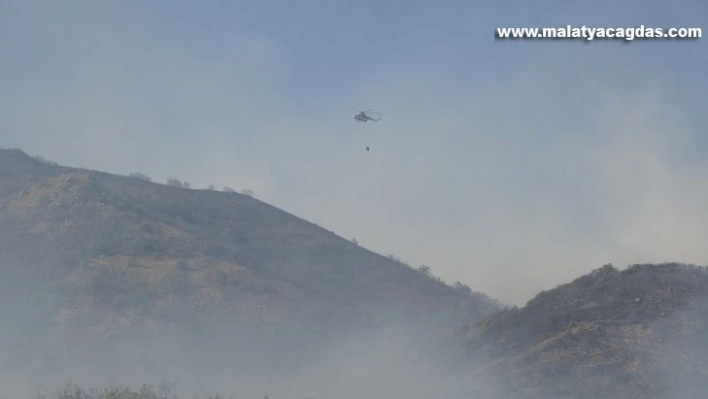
[350,108,380,152]
[351,109,381,123]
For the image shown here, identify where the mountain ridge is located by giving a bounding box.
[457,262,708,398]
[3,147,708,398]
[0,147,500,338]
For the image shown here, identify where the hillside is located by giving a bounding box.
[458,263,708,399]
[0,148,500,389]
[5,147,708,398]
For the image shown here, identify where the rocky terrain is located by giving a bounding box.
[458,263,708,398]
[1,148,707,398]
[0,148,498,395]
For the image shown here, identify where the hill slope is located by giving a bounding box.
[458,263,708,399]
[0,148,500,381]
[7,148,708,398]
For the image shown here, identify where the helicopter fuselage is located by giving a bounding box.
[354,112,375,122]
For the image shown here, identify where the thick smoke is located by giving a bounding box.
[0,279,492,399]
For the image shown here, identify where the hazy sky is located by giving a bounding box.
[1,0,706,304]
